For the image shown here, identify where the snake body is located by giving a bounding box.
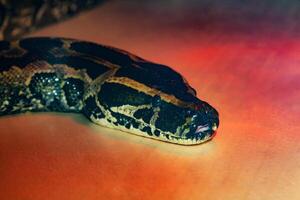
[0,37,219,145]
[0,0,105,40]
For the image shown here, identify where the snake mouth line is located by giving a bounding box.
[167,124,218,145]
[164,134,215,145]
[90,114,217,145]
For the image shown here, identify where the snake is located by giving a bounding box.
[0,1,219,145]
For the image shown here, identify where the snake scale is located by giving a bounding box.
[0,1,219,145]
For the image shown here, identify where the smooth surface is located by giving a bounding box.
[1,1,300,199]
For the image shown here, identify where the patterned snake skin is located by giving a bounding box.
[0,0,105,40]
[0,1,219,145]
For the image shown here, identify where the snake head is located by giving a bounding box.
[148,95,219,145]
[183,100,219,144]
[86,79,219,145]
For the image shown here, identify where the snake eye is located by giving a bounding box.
[186,109,193,116]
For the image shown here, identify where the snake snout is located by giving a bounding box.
[185,101,219,143]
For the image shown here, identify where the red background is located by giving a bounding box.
[1,1,299,199]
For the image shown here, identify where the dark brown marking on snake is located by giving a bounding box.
[49,56,111,79]
[133,108,154,124]
[70,41,139,67]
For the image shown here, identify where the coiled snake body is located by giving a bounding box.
[0,37,219,145]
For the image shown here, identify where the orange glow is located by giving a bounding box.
[1,1,300,199]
